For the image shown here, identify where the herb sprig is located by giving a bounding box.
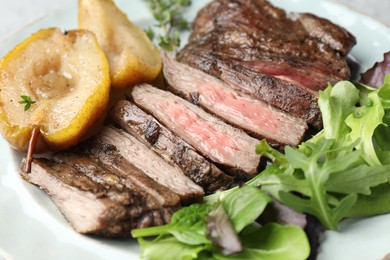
[144,0,191,52]
[19,95,36,111]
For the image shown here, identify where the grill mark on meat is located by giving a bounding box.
[131,84,262,179]
[53,152,179,208]
[84,125,204,204]
[144,121,160,145]
[163,53,308,147]
[110,100,234,193]
[21,158,178,237]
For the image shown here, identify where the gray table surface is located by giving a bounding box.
[0,0,388,44]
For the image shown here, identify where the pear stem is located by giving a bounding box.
[25,127,39,173]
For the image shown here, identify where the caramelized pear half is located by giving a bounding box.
[0,28,110,153]
[78,0,162,88]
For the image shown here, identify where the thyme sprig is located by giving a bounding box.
[19,95,36,111]
[144,0,191,52]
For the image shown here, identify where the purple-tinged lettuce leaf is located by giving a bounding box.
[360,51,390,88]
[258,199,307,229]
[206,204,243,256]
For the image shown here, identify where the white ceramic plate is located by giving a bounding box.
[1,0,390,259]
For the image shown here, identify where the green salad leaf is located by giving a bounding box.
[138,236,206,260]
[260,139,361,230]
[318,81,360,144]
[212,223,309,260]
[220,185,270,233]
[132,186,309,260]
[346,183,390,217]
[251,78,390,230]
[345,90,384,166]
[204,77,390,232]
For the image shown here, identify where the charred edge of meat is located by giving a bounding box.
[214,155,268,182]
[144,121,160,145]
[170,143,234,191]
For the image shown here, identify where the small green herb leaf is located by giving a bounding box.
[145,27,155,40]
[144,0,192,52]
[18,95,36,111]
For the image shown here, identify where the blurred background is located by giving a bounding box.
[0,0,71,43]
[0,0,389,44]
[335,0,390,26]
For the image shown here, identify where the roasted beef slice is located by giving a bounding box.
[131,84,262,179]
[163,52,308,148]
[178,0,356,127]
[21,156,179,237]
